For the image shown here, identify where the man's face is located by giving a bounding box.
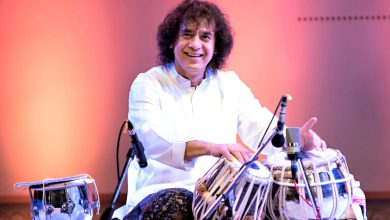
[173,21,215,85]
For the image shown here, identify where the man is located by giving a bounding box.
[117,0,326,219]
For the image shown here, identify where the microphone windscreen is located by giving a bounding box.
[271,134,285,148]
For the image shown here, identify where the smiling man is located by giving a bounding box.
[117,0,326,219]
[173,21,215,87]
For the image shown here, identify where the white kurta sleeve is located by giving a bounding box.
[128,73,193,170]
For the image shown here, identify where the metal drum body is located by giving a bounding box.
[16,174,100,220]
[263,149,353,220]
[193,157,273,220]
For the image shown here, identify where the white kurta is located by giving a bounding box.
[121,63,280,215]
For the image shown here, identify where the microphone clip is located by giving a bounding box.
[271,95,290,148]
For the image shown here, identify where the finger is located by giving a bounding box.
[225,152,234,161]
[233,151,245,164]
[221,147,234,161]
[242,144,255,154]
[236,144,252,162]
[321,140,327,151]
[312,130,321,147]
[301,117,318,132]
[242,151,251,162]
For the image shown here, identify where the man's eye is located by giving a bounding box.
[181,32,193,37]
[202,35,212,40]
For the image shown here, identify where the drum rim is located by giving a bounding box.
[15,174,90,190]
[29,178,95,191]
[226,157,272,179]
[263,148,345,170]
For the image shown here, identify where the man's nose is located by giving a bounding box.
[188,35,201,50]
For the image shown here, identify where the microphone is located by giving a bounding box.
[271,95,290,148]
[127,120,148,168]
[286,127,301,181]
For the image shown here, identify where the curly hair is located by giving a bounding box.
[157,0,233,69]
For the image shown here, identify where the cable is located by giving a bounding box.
[116,120,128,182]
[242,96,283,167]
[293,180,321,220]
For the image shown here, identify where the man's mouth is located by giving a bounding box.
[185,52,203,58]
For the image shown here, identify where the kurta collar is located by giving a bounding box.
[167,63,215,88]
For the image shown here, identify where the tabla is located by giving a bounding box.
[263,148,353,220]
[193,157,273,220]
[15,174,100,220]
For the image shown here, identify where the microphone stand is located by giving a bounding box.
[100,146,135,220]
[202,94,288,219]
[202,129,278,219]
[295,152,321,219]
[287,127,321,219]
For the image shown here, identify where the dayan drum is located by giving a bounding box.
[15,174,100,220]
[263,149,353,220]
[193,157,273,220]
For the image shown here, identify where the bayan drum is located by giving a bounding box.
[193,157,273,220]
[263,148,353,220]
[15,174,100,220]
